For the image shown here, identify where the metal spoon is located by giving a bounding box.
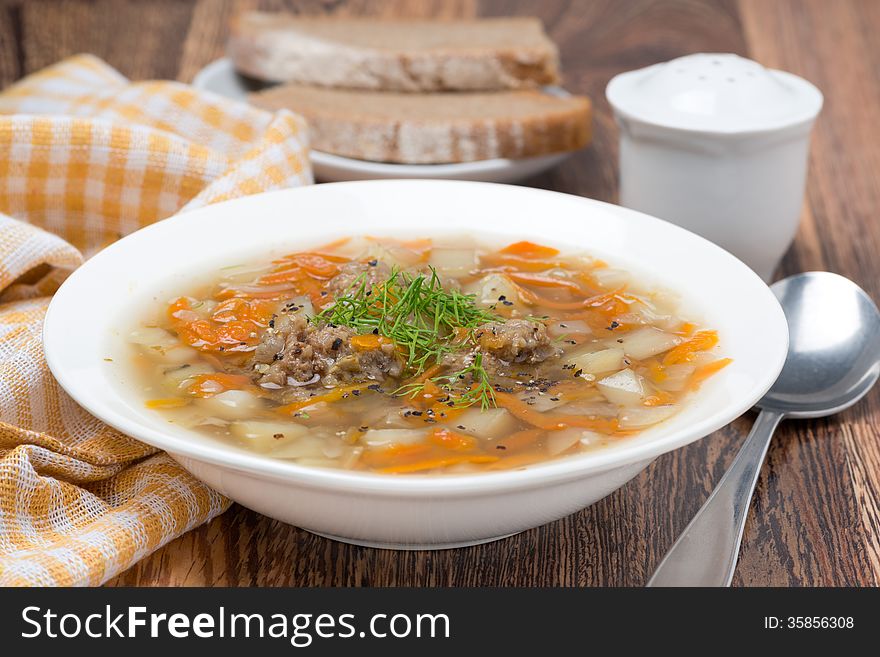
[647,272,880,587]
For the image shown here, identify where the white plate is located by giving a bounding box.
[44,181,787,548]
[192,58,574,183]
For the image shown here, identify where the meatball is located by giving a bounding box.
[473,319,560,364]
[325,260,391,300]
[250,311,403,389]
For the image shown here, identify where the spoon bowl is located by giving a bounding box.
[760,272,880,418]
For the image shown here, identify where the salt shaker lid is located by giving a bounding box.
[606,53,823,134]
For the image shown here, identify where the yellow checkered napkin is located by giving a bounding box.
[0,55,312,586]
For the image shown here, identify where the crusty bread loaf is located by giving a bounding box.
[249,84,591,164]
[229,13,560,92]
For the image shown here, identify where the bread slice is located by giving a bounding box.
[229,13,560,92]
[249,84,591,164]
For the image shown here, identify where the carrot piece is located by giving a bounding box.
[350,334,392,351]
[689,358,733,389]
[676,321,697,336]
[431,428,477,451]
[515,284,625,311]
[480,256,563,272]
[214,285,299,300]
[168,297,266,353]
[499,241,560,259]
[647,360,667,383]
[145,398,188,409]
[541,381,604,403]
[259,252,347,287]
[296,254,346,278]
[186,373,252,398]
[406,378,445,409]
[377,454,499,474]
[273,252,348,271]
[486,450,549,470]
[360,443,433,467]
[257,267,311,285]
[493,392,619,433]
[276,383,371,415]
[663,330,719,365]
[400,363,443,387]
[211,298,276,325]
[643,389,675,406]
[507,271,584,292]
[494,428,543,451]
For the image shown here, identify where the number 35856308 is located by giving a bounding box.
[764,617,854,629]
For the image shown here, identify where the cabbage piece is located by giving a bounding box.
[546,429,580,456]
[618,405,678,429]
[365,243,425,268]
[360,406,420,429]
[516,393,566,413]
[557,401,618,417]
[454,407,517,440]
[161,363,215,391]
[195,389,263,420]
[428,248,477,277]
[548,319,591,338]
[591,267,631,289]
[568,347,625,376]
[230,420,309,452]
[270,435,331,459]
[617,327,682,360]
[129,327,177,347]
[546,428,607,455]
[464,273,519,308]
[143,344,201,366]
[362,428,429,448]
[597,368,647,406]
[287,295,314,318]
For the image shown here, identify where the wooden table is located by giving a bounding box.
[3,0,879,586]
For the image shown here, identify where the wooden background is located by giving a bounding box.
[2,0,879,586]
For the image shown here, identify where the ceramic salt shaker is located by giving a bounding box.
[606,53,823,281]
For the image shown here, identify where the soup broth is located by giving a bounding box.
[129,236,730,474]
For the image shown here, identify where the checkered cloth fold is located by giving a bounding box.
[0,55,312,586]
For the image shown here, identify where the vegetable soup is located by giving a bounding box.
[129,236,730,474]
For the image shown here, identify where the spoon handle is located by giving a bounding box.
[646,409,784,587]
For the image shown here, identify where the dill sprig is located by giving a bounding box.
[316,267,500,407]
[431,353,497,410]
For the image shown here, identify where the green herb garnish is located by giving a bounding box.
[431,353,497,411]
[316,267,499,408]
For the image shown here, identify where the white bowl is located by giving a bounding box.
[43,181,788,549]
[192,58,573,183]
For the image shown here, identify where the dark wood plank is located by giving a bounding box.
[0,1,24,86]
[735,0,880,586]
[3,0,877,587]
[14,0,195,81]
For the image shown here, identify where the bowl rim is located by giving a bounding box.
[43,180,788,497]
